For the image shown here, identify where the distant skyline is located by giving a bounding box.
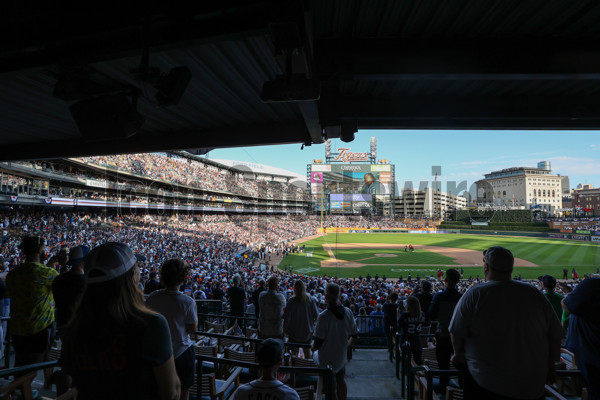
[207,130,600,191]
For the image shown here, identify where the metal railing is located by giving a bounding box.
[195,330,312,354]
[0,360,58,379]
[196,354,334,400]
[407,364,584,400]
[1,317,10,369]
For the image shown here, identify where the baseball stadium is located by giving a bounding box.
[2,3,600,400]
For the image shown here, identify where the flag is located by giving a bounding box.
[434,173,438,182]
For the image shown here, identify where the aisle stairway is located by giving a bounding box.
[346,348,404,400]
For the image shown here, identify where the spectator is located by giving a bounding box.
[146,259,198,400]
[356,308,369,335]
[283,280,319,358]
[369,304,385,335]
[561,278,600,400]
[231,338,300,400]
[428,268,461,391]
[251,279,267,320]
[540,275,563,320]
[258,276,286,339]
[212,282,225,302]
[312,283,358,400]
[449,246,563,400]
[52,245,90,336]
[144,272,161,295]
[6,236,58,366]
[227,274,247,330]
[398,296,427,365]
[412,281,433,320]
[382,292,399,361]
[62,242,180,400]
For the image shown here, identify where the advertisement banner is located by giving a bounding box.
[591,236,600,242]
[571,235,589,241]
[310,172,324,183]
[548,233,570,239]
[87,179,108,189]
[371,165,391,172]
[330,194,372,202]
[576,230,591,234]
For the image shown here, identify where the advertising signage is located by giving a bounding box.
[332,148,369,163]
[311,164,393,195]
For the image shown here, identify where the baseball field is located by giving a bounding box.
[278,233,600,279]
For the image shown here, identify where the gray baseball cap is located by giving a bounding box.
[85,242,143,284]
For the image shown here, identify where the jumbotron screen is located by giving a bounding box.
[310,164,393,195]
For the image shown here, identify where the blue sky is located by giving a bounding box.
[208,130,600,190]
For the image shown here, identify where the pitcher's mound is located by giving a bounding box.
[374,253,396,258]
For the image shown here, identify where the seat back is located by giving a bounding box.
[205,321,226,333]
[294,386,315,400]
[446,386,463,400]
[218,327,246,352]
[223,348,255,363]
[189,372,217,399]
[194,343,218,357]
[291,356,317,368]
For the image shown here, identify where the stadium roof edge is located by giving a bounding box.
[3,2,600,160]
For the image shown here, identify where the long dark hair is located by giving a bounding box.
[66,267,155,341]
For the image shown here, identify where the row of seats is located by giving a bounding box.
[400,336,590,400]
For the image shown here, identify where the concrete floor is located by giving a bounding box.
[345,348,404,400]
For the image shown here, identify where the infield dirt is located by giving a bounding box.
[320,243,538,268]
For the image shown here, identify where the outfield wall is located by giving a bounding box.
[315,227,600,242]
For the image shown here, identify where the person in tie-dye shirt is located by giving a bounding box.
[6,236,58,366]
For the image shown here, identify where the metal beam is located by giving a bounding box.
[315,38,600,80]
[335,95,600,130]
[0,122,311,161]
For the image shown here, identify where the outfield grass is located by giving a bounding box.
[279,233,600,279]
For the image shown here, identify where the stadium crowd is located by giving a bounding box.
[1,207,598,400]
[79,154,310,201]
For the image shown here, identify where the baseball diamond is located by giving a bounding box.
[279,233,600,279]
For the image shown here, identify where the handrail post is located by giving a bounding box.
[395,332,401,379]
[424,365,433,400]
[5,319,11,369]
[401,340,411,398]
[407,365,426,400]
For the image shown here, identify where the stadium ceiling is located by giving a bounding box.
[2,1,600,161]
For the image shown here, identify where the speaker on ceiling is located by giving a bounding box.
[69,94,145,141]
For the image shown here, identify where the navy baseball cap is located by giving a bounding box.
[66,245,90,266]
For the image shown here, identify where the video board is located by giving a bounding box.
[329,194,373,210]
[310,164,392,195]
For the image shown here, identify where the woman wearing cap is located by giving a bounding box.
[146,259,198,400]
[62,242,180,400]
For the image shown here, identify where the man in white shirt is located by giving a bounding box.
[231,338,299,400]
[258,277,286,339]
[312,283,358,400]
[449,246,563,400]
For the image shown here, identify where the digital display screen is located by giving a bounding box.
[311,164,392,195]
